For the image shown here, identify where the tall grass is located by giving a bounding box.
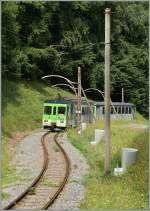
[68,119,148,209]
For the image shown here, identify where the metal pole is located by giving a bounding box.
[77,66,82,134]
[104,8,111,175]
[81,87,96,121]
[122,88,124,103]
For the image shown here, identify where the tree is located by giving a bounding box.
[2,1,148,116]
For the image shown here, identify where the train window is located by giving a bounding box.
[124,106,128,114]
[99,106,103,114]
[58,107,66,115]
[82,107,86,115]
[44,106,52,115]
[103,107,105,114]
[129,107,131,114]
[53,106,56,115]
[111,107,114,114]
[67,106,70,114]
[118,107,121,114]
[122,107,125,114]
[71,104,74,113]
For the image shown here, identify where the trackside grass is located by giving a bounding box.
[68,117,148,209]
[2,80,73,187]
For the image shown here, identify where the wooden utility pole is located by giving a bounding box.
[104,8,111,175]
[122,88,124,103]
[77,66,82,134]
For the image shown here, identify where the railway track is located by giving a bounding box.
[3,131,70,210]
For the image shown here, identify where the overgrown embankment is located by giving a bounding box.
[2,80,73,138]
[2,80,73,186]
[68,118,148,209]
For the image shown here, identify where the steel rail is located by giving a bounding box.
[41,133,70,209]
[3,131,70,210]
[3,131,50,210]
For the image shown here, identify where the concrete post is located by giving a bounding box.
[122,88,124,103]
[91,129,104,145]
[77,66,82,134]
[104,8,111,175]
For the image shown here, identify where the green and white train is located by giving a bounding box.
[42,98,96,130]
[42,98,136,130]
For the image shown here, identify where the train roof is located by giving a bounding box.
[44,99,73,104]
[95,102,135,106]
[44,97,95,105]
[64,97,95,104]
[44,98,135,107]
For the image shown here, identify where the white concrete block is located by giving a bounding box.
[90,141,97,145]
[90,129,104,145]
[95,129,104,143]
[81,123,87,131]
[114,167,124,176]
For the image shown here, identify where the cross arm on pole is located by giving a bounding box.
[41,75,77,85]
[52,83,77,96]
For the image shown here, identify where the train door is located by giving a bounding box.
[66,104,72,127]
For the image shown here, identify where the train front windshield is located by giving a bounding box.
[44,106,52,115]
[58,107,66,115]
[44,105,66,116]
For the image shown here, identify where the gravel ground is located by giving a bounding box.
[2,131,45,208]
[2,131,89,209]
[50,133,89,210]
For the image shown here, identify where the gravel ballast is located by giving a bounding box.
[2,131,45,208]
[50,133,89,209]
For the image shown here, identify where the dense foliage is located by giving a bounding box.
[2,1,148,116]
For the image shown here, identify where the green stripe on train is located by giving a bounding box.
[43,115,66,120]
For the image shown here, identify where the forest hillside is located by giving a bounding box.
[2,1,148,116]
